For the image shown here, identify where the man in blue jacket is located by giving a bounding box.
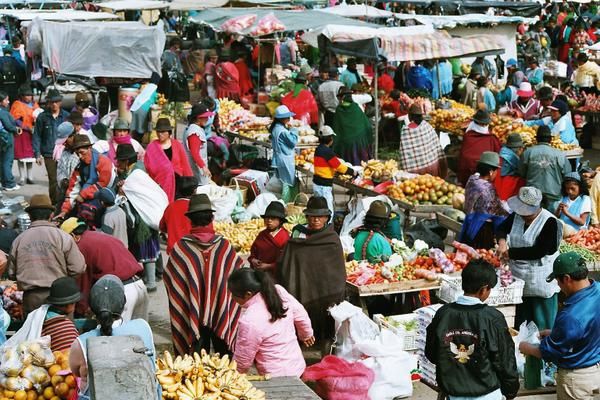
[32,89,69,204]
[520,251,600,400]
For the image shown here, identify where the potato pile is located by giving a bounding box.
[156,350,266,400]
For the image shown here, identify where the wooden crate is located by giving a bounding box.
[346,279,441,296]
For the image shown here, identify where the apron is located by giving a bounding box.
[559,195,590,231]
[183,124,211,185]
[508,209,561,298]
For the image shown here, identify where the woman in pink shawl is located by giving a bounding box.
[92,118,144,164]
[215,61,241,101]
[144,117,193,202]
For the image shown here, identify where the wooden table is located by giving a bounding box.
[253,376,320,399]
[346,280,442,313]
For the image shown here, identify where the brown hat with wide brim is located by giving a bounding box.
[304,196,330,217]
[71,134,93,150]
[186,193,215,215]
[155,117,173,132]
[25,194,54,212]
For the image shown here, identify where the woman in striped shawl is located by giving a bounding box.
[165,193,244,356]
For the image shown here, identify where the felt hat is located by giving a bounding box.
[155,117,173,132]
[366,200,390,219]
[304,196,330,217]
[71,134,92,150]
[45,89,63,102]
[60,217,85,234]
[25,194,54,212]
[186,193,215,215]
[473,109,491,125]
[18,84,33,96]
[274,105,295,119]
[56,122,75,140]
[408,104,423,115]
[506,58,518,68]
[46,277,81,305]
[90,275,126,318]
[548,100,569,116]
[506,133,525,149]
[517,82,535,98]
[507,186,542,216]
[478,151,500,169]
[189,104,214,121]
[319,125,336,137]
[95,187,116,205]
[261,201,286,219]
[68,111,84,125]
[547,251,588,282]
[92,123,109,140]
[75,92,90,105]
[115,143,137,161]
[113,118,130,131]
[564,171,582,183]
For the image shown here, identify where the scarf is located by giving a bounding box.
[499,146,520,177]
[190,224,216,243]
[53,138,68,161]
[108,135,132,163]
[292,82,305,97]
[466,121,489,134]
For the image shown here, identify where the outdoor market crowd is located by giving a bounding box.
[0,1,598,399]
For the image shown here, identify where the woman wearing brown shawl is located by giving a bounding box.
[279,196,346,356]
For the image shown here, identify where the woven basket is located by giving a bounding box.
[228,180,248,205]
[286,193,309,216]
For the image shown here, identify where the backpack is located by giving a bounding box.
[0,59,17,86]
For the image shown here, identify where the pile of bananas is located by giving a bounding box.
[511,124,537,146]
[550,136,578,151]
[157,350,266,400]
[361,159,398,182]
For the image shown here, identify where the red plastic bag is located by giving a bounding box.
[250,13,285,36]
[303,355,374,400]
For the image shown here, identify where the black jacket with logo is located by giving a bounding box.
[425,303,520,398]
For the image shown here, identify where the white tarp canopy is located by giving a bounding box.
[303,24,505,62]
[168,0,228,10]
[394,13,538,29]
[96,0,169,11]
[27,19,165,78]
[0,9,120,21]
[319,2,393,18]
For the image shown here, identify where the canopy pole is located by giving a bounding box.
[436,59,442,100]
[374,64,379,159]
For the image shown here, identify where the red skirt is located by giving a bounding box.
[14,130,35,160]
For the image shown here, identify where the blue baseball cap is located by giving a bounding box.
[506,58,518,68]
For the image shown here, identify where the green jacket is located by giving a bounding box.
[353,230,392,263]
[520,143,571,201]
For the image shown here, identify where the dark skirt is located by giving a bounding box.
[131,231,160,262]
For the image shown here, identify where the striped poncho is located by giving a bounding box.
[165,234,244,356]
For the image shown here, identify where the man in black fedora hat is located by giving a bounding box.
[9,194,85,314]
[279,196,346,356]
[56,134,115,223]
[33,88,69,204]
[164,193,245,356]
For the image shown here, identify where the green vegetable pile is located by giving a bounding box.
[559,242,599,263]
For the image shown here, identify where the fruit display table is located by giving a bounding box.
[347,279,443,313]
[253,376,320,400]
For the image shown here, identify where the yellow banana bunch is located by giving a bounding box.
[361,159,398,181]
[156,350,267,400]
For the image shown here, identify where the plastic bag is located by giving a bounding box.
[357,329,417,399]
[340,196,396,254]
[21,365,50,386]
[220,14,256,32]
[250,13,285,36]
[303,355,374,400]
[329,301,380,362]
[122,169,169,230]
[0,375,33,391]
[196,185,238,222]
[0,347,23,377]
[245,193,280,219]
[514,321,540,376]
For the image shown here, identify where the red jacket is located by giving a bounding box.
[75,230,143,315]
[62,152,114,213]
[159,198,192,254]
[457,131,501,186]
[249,228,290,280]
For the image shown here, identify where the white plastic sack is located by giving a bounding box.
[265,175,283,195]
[246,193,281,219]
[357,329,417,399]
[122,169,169,230]
[234,169,270,194]
[339,195,397,254]
[196,184,238,222]
[329,301,380,362]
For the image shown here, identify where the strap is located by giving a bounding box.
[361,231,375,261]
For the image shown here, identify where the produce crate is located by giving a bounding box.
[438,275,524,306]
[373,313,418,351]
[346,279,442,296]
[436,212,463,234]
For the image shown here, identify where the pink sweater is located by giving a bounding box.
[233,285,313,377]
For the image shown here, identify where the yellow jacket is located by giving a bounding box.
[573,61,600,90]
[589,174,600,225]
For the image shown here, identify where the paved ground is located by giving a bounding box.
[4,153,600,399]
